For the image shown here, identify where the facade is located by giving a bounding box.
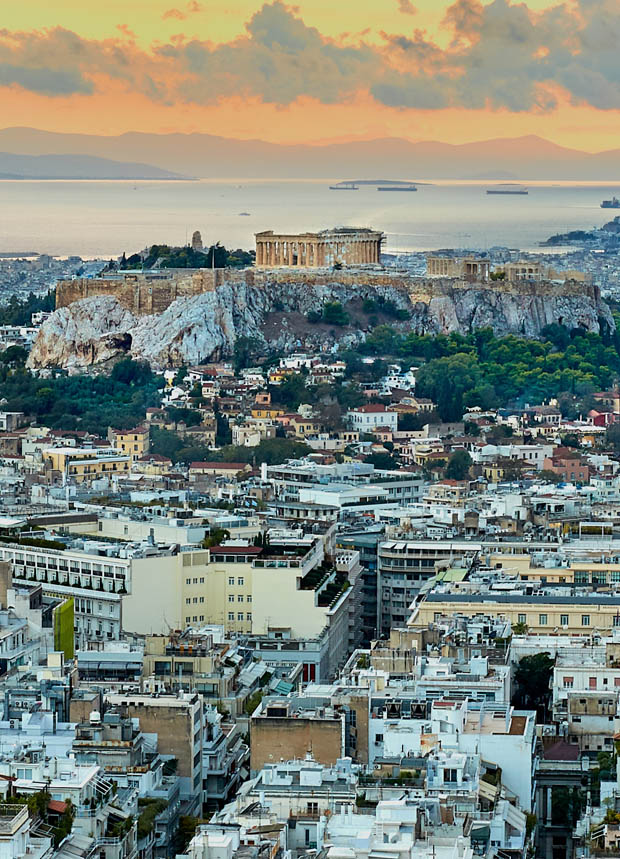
[107,426,150,461]
[43,447,131,483]
[105,692,203,815]
[255,227,384,268]
[346,403,399,433]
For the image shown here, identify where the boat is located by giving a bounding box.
[601,197,620,209]
[238,212,251,217]
[329,182,358,190]
[377,184,417,192]
[487,184,528,195]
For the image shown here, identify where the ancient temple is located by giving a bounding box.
[255,227,384,268]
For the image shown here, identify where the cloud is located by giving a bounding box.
[397,0,417,14]
[0,0,619,112]
[162,2,203,20]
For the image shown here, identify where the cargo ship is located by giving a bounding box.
[378,184,417,191]
[601,197,620,209]
[486,184,528,195]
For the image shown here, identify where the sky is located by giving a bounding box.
[1,0,619,150]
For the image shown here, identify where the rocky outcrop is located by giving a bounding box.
[28,274,614,369]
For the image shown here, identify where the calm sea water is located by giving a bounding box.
[0,178,618,258]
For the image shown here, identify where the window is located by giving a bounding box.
[228,577,235,586]
[228,595,235,603]
[582,615,591,626]
[238,595,244,602]
[539,614,548,626]
[614,615,620,627]
[238,577,244,586]
[200,597,204,603]
[563,676,574,688]
[185,598,190,604]
[247,595,252,603]
[561,614,569,626]
[518,614,526,624]
[247,612,252,621]
[186,617,190,623]
[228,612,234,621]
[444,769,458,783]
[200,577,204,583]
[237,612,244,621]
[192,597,197,603]
[186,578,191,585]
[193,616,198,622]
[589,677,597,689]
[199,615,204,621]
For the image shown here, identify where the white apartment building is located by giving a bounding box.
[346,404,398,433]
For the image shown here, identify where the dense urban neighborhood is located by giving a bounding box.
[2,240,620,859]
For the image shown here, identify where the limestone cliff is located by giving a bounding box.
[28,274,614,369]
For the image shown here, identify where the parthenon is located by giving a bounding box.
[255,227,384,268]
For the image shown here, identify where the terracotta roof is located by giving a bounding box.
[48,800,68,814]
[353,403,390,413]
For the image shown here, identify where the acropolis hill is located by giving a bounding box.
[34,229,612,369]
[55,255,598,317]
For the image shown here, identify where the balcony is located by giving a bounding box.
[0,804,28,834]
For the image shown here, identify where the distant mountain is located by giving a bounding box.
[0,150,186,180]
[0,128,619,180]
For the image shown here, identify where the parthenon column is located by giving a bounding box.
[287,242,293,266]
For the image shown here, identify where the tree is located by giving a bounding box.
[513,653,554,717]
[322,302,349,326]
[233,336,261,373]
[173,366,188,386]
[445,450,472,480]
[276,373,308,409]
[202,528,231,548]
[607,423,620,451]
[365,452,398,470]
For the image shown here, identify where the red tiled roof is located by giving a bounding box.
[353,404,389,413]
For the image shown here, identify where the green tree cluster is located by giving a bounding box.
[0,290,55,326]
[356,323,620,421]
[0,358,163,436]
[123,244,253,270]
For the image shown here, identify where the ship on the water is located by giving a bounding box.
[601,197,620,209]
[329,181,358,190]
[486,184,528,195]
[377,184,417,192]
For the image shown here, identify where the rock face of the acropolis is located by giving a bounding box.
[255,227,384,268]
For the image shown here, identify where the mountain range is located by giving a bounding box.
[0,128,619,180]
[0,149,184,180]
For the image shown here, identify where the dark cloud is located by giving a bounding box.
[0,1,619,111]
[397,0,417,14]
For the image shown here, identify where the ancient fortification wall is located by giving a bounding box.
[56,267,599,317]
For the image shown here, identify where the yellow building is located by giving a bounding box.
[43,447,131,483]
[413,591,620,635]
[107,425,150,461]
[251,405,286,420]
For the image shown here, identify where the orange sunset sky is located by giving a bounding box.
[1,0,619,150]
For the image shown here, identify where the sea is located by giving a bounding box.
[0,178,619,258]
